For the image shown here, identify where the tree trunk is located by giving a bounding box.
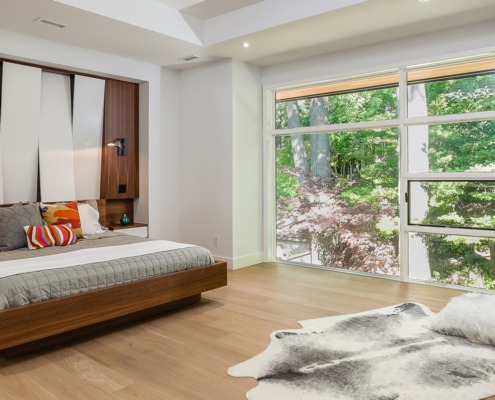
[488,239,495,272]
[309,97,330,178]
[287,101,307,185]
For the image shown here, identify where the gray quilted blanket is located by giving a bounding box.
[0,232,215,309]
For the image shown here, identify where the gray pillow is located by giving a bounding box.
[0,204,44,250]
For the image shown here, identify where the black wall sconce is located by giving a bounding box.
[107,138,127,156]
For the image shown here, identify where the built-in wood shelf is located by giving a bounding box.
[108,222,148,230]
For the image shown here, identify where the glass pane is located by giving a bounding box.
[407,121,495,173]
[407,72,495,117]
[275,87,398,129]
[409,232,495,290]
[409,181,495,230]
[276,128,399,276]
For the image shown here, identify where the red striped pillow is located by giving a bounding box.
[24,224,78,250]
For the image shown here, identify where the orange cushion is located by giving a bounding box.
[41,201,83,238]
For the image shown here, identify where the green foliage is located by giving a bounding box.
[426,74,495,116]
[275,136,295,168]
[426,75,495,175]
[276,172,298,200]
[423,235,495,288]
[427,121,495,173]
[327,87,398,124]
[420,181,495,229]
[275,103,288,130]
[340,185,398,207]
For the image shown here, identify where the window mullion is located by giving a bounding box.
[405,110,495,126]
[404,172,495,180]
[264,88,276,262]
[398,68,409,282]
[404,224,495,239]
[268,118,400,137]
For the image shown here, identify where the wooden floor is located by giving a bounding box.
[0,262,490,399]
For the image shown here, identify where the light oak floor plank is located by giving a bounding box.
[1,262,493,400]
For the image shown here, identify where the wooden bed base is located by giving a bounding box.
[0,261,227,356]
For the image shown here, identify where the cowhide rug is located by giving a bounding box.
[228,303,495,400]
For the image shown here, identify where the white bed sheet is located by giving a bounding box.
[0,240,193,279]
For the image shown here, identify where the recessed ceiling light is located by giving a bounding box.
[242,42,250,48]
[418,0,430,2]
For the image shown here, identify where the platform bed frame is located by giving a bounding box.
[0,201,227,356]
[0,261,227,357]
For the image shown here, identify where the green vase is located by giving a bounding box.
[120,214,129,226]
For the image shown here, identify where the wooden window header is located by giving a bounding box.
[275,58,495,102]
[275,74,398,102]
[408,58,495,83]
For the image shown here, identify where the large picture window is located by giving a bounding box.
[268,57,495,291]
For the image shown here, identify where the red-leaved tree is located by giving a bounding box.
[277,168,399,275]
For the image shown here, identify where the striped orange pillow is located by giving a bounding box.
[24,224,78,250]
[41,201,83,238]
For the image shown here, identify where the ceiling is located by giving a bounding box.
[0,0,495,70]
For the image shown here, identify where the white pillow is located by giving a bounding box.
[430,292,495,345]
[78,203,106,236]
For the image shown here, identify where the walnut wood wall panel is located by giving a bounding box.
[101,79,139,200]
[105,198,134,226]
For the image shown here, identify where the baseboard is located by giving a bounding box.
[212,255,233,270]
[232,252,263,270]
[212,252,263,270]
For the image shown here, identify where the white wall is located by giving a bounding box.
[178,60,234,263]
[159,67,181,241]
[263,20,495,87]
[232,60,263,269]
[177,59,263,269]
[0,29,170,239]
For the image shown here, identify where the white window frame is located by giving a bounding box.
[264,55,495,290]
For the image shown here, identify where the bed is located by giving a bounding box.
[0,201,227,356]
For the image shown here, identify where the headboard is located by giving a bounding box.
[1,200,106,224]
[0,199,134,228]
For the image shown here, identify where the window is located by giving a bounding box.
[269,56,495,291]
[274,73,400,276]
[408,181,495,230]
[409,233,495,289]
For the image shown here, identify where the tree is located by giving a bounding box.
[276,169,399,274]
[287,101,308,185]
[309,97,330,178]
